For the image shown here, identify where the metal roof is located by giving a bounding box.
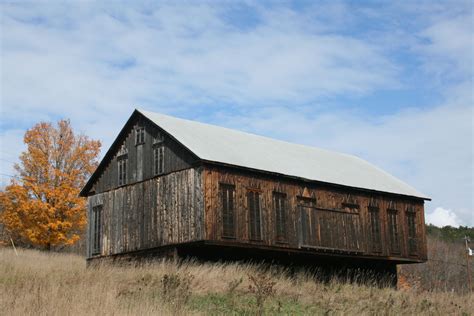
[139,109,429,200]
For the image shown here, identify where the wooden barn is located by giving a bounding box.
[80,109,429,281]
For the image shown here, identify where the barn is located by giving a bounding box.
[80,109,429,282]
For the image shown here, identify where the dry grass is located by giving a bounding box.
[0,247,472,315]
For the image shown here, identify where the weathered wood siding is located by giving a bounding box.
[91,116,197,194]
[87,168,204,258]
[203,166,427,262]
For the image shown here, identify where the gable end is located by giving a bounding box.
[80,110,200,196]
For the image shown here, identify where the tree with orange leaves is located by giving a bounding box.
[0,120,101,250]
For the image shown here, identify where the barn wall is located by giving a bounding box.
[87,167,204,258]
[91,116,197,194]
[203,166,427,262]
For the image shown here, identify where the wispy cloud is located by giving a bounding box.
[1,1,472,225]
[1,2,399,118]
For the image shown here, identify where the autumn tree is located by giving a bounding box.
[0,120,101,250]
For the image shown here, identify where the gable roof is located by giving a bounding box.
[81,109,429,200]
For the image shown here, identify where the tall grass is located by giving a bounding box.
[0,247,472,315]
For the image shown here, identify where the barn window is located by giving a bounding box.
[273,192,287,242]
[92,205,103,255]
[387,209,400,253]
[153,144,164,175]
[153,133,163,144]
[247,190,262,241]
[342,202,359,213]
[220,184,235,238]
[118,144,128,156]
[368,206,382,252]
[406,208,417,255]
[135,127,145,145]
[117,156,128,186]
[298,197,317,247]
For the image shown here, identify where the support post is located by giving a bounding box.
[10,238,18,256]
[464,236,472,292]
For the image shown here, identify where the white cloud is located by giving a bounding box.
[426,207,462,228]
[0,2,398,123]
[416,13,473,82]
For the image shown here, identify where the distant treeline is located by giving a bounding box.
[426,224,474,243]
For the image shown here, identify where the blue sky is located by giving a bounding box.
[1,1,473,226]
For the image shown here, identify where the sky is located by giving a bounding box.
[0,1,473,227]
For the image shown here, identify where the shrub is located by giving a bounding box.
[248,271,276,315]
[160,272,194,312]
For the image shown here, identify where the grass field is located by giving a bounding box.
[0,247,472,315]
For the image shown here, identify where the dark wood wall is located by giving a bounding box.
[203,166,427,262]
[86,168,204,258]
[91,116,197,194]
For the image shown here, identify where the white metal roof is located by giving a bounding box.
[139,109,428,200]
